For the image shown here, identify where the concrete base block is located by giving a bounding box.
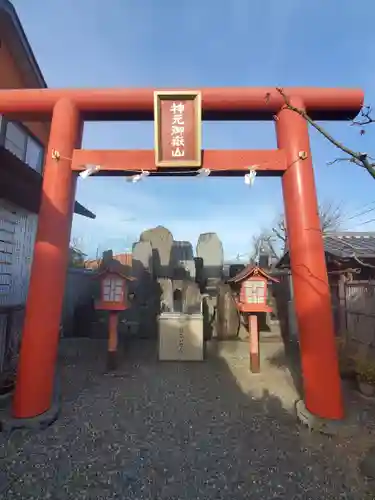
[360,446,375,479]
[295,399,355,437]
[1,403,60,432]
[0,375,61,432]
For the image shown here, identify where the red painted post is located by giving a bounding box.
[107,312,119,370]
[276,97,343,420]
[249,314,260,373]
[12,99,81,419]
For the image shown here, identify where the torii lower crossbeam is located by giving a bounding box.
[71,149,287,176]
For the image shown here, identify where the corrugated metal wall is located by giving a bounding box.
[0,199,37,306]
[0,198,97,371]
[0,199,37,373]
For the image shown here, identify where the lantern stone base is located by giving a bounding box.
[250,352,260,373]
[106,351,118,371]
[295,400,354,436]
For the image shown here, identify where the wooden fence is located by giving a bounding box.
[271,273,375,355]
[0,304,25,375]
[269,270,293,340]
[331,280,375,358]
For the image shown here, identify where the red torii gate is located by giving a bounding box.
[0,87,363,423]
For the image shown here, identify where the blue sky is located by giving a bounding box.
[13,0,375,259]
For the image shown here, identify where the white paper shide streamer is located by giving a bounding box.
[244,169,257,187]
[127,170,151,183]
[78,161,259,188]
[79,164,101,179]
[196,168,211,178]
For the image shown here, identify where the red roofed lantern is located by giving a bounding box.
[94,265,135,370]
[96,268,134,311]
[228,266,279,373]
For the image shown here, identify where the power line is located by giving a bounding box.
[346,205,375,221]
[358,200,375,211]
[346,217,375,230]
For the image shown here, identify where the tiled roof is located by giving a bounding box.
[114,253,133,267]
[323,232,375,258]
[228,265,279,284]
[276,232,375,268]
[85,253,132,270]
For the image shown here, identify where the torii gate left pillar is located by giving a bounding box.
[12,98,81,421]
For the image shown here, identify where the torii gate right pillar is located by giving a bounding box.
[276,97,343,420]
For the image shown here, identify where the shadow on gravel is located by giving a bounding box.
[266,336,304,398]
[0,338,370,500]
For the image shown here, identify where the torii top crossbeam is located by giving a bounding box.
[0,86,362,177]
[0,87,363,121]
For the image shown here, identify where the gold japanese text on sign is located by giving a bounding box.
[154,91,202,167]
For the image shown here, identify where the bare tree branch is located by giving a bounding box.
[351,106,375,127]
[352,254,375,269]
[271,201,345,249]
[272,226,286,243]
[326,157,363,167]
[274,87,375,181]
[250,230,279,263]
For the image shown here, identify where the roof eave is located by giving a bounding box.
[74,201,96,219]
[0,0,47,88]
[275,249,375,269]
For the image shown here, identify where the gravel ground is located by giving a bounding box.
[0,338,374,499]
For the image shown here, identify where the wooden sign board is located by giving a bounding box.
[154,90,202,167]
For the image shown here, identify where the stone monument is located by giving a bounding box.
[196,233,224,282]
[140,226,174,278]
[171,240,195,279]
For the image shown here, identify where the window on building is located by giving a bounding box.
[3,121,44,173]
[25,136,43,173]
[5,122,27,161]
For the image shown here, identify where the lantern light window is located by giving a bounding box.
[102,277,124,303]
